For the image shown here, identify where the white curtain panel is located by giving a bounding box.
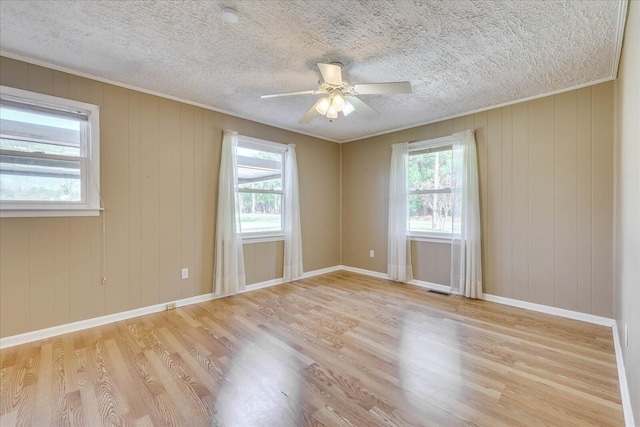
[283,143,304,281]
[450,130,483,298]
[214,130,246,296]
[388,142,413,282]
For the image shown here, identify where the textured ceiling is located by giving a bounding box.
[0,1,626,142]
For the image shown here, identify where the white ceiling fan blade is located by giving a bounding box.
[317,63,343,86]
[345,95,379,119]
[353,82,412,95]
[261,89,324,99]
[298,99,322,124]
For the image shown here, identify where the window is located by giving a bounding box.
[0,86,100,217]
[236,136,286,238]
[408,143,454,238]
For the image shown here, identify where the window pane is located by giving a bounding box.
[408,149,452,191]
[0,155,82,202]
[239,192,282,233]
[409,193,453,233]
[237,146,282,190]
[0,105,83,148]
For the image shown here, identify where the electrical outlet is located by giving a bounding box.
[166,302,177,310]
[181,268,189,279]
[624,324,629,347]
[370,250,375,258]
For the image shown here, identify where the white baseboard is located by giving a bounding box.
[407,279,451,293]
[337,265,616,328]
[612,321,635,427]
[0,292,222,349]
[480,294,615,327]
[339,265,452,294]
[0,265,340,349]
[337,265,389,279]
[241,277,286,292]
[302,265,343,278]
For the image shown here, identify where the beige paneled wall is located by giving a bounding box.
[244,241,285,285]
[342,82,614,317]
[411,241,451,286]
[0,57,340,338]
[614,0,639,421]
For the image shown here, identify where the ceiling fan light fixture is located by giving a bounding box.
[271,62,410,124]
[331,93,345,112]
[315,96,331,115]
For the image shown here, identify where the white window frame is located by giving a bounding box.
[408,135,455,241]
[236,135,287,243]
[0,85,100,217]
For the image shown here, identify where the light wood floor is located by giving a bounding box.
[0,271,624,426]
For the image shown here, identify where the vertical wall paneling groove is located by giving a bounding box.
[577,88,594,313]
[528,97,555,306]
[487,109,502,296]
[180,105,195,299]
[103,84,129,316]
[341,82,614,317]
[201,111,216,294]
[474,112,489,289]
[501,106,513,298]
[68,218,92,323]
[193,109,204,295]
[28,219,55,331]
[554,91,579,311]
[158,99,182,303]
[139,94,161,307]
[511,102,529,302]
[339,144,343,265]
[129,91,142,310]
[591,83,614,317]
[53,218,70,326]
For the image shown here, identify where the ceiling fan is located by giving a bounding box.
[261,63,412,124]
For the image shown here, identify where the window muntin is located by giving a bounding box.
[408,145,454,237]
[236,139,285,236]
[0,86,99,216]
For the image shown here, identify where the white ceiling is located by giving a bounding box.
[0,1,627,143]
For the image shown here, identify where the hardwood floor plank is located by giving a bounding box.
[33,342,53,426]
[79,382,102,427]
[0,271,625,426]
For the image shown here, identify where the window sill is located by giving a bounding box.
[242,234,285,244]
[409,234,452,244]
[0,208,102,218]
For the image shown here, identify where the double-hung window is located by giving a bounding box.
[0,86,100,217]
[408,138,455,238]
[236,136,286,239]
